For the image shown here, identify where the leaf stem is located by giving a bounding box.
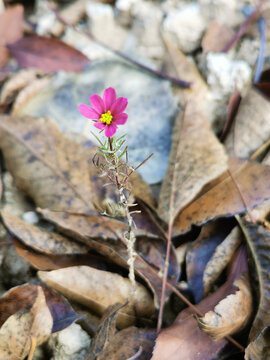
[222,0,266,53]
[108,137,137,302]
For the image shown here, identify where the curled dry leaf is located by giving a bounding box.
[87,302,125,360]
[2,211,88,255]
[0,283,81,334]
[0,115,97,214]
[97,327,156,360]
[173,158,270,235]
[243,224,270,342]
[0,69,43,105]
[151,247,247,360]
[38,266,155,329]
[0,283,37,327]
[186,220,231,303]
[245,327,270,360]
[0,286,53,360]
[246,151,270,226]
[27,286,53,344]
[41,285,82,333]
[175,242,189,267]
[38,209,180,307]
[12,77,51,114]
[8,35,89,72]
[225,89,270,158]
[0,5,24,68]
[203,226,243,296]
[198,275,252,340]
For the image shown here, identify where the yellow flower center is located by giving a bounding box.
[99,110,113,125]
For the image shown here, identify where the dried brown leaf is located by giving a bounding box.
[186,220,232,303]
[246,151,270,225]
[8,35,89,72]
[0,283,80,335]
[0,115,97,213]
[163,35,209,105]
[158,38,227,224]
[28,286,53,344]
[0,284,37,327]
[0,5,24,68]
[38,209,180,307]
[0,69,43,105]
[87,303,125,360]
[2,211,88,255]
[97,327,156,360]
[245,327,270,360]
[243,224,270,342]
[173,158,270,234]
[38,266,155,329]
[225,89,270,158]
[203,226,243,295]
[158,106,228,224]
[38,208,127,240]
[0,172,32,217]
[0,308,33,359]
[151,247,247,360]
[198,275,252,340]
[12,77,51,114]
[14,238,104,271]
[0,286,53,359]
[202,21,235,53]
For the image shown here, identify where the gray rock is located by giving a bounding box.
[163,3,207,53]
[1,245,32,287]
[16,60,178,184]
[48,323,91,360]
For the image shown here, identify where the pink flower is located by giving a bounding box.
[78,87,128,138]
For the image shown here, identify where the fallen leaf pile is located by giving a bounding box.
[0,1,270,360]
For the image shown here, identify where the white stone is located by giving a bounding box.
[206,53,252,96]
[131,0,164,61]
[115,0,136,26]
[206,52,252,131]
[22,211,39,224]
[236,38,260,68]
[163,3,207,53]
[199,0,245,27]
[86,2,127,50]
[36,12,56,35]
[48,323,91,360]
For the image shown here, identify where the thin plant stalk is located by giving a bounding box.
[108,137,137,300]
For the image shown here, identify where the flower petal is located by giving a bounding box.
[113,113,128,125]
[111,97,128,115]
[104,124,117,137]
[78,104,100,119]
[94,121,106,130]
[90,94,105,114]
[103,87,116,111]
